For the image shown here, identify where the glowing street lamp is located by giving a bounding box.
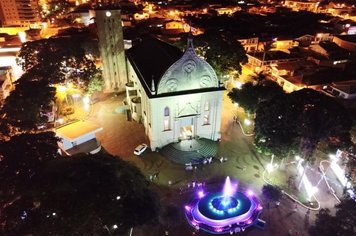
[235,81,242,89]
[266,163,274,173]
[83,96,90,111]
[244,118,251,126]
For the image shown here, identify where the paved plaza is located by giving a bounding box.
[83,92,342,236]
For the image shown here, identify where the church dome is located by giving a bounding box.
[157,38,219,94]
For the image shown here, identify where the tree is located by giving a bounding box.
[228,79,284,114]
[228,82,259,114]
[85,72,105,97]
[173,31,247,77]
[262,184,282,203]
[0,79,56,135]
[290,89,352,160]
[309,198,356,236]
[17,37,98,87]
[254,93,299,158]
[309,208,339,236]
[2,153,160,235]
[0,132,59,207]
[254,89,352,161]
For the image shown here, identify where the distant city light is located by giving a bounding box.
[235,81,242,89]
[18,32,26,43]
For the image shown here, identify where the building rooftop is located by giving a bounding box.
[335,35,356,44]
[332,80,356,94]
[249,51,300,61]
[126,36,183,94]
[56,120,102,141]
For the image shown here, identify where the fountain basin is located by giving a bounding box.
[185,177,263,234]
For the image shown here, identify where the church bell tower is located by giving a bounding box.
[94,7,127,92]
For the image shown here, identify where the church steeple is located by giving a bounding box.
[187,24,194,50]
[151,76,156,94]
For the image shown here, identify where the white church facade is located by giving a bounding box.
[125,36,225,151]
[94,7,224,151]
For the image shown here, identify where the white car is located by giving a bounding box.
[134,144,148,155]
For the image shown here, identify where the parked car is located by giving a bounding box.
[134,144,148,155]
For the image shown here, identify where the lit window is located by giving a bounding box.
[203,113,210,125]
[164,107,170,116]
[164,107,170,130]
[204,101,210,111]
[203,101,210,125]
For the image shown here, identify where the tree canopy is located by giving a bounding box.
[262,184,282,202]
[1,153,160,235]
[254,93,299,158]
[309,198,356,236]
[0,132,59,208]
[173,31,247,77]
[17,37,98,86]
[254,89,352,160]
[228,79,284,114]
[0,79,56,135]
[290,89,352,159]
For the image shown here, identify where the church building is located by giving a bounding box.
[95,7,225,151]
[125,36,225,151]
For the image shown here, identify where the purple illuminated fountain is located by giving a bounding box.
[185,177,264,234]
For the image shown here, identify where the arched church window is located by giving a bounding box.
[164,107,170,116]
[164,107,170,131]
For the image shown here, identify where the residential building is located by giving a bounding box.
[308,41,351,69]
[283,0,319,12]
[333,35,356,52]
[0,0,40,27]
[324,80,356,100]
[247,51,302,73]
[237,36,258,53]
[271,37,299,52]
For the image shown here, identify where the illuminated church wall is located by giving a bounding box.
[147,91,224,150]
[125,37,224,151]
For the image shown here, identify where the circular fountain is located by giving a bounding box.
[185,177,264,234]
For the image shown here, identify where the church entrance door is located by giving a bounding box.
[179,117,194,140]
[180,125,194,140]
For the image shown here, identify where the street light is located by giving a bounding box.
[83,96,90,111]
[244,118,251,126]
[235,81,242,89]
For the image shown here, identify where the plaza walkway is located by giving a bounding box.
[160,138,218,164]
[82,92,341,236]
